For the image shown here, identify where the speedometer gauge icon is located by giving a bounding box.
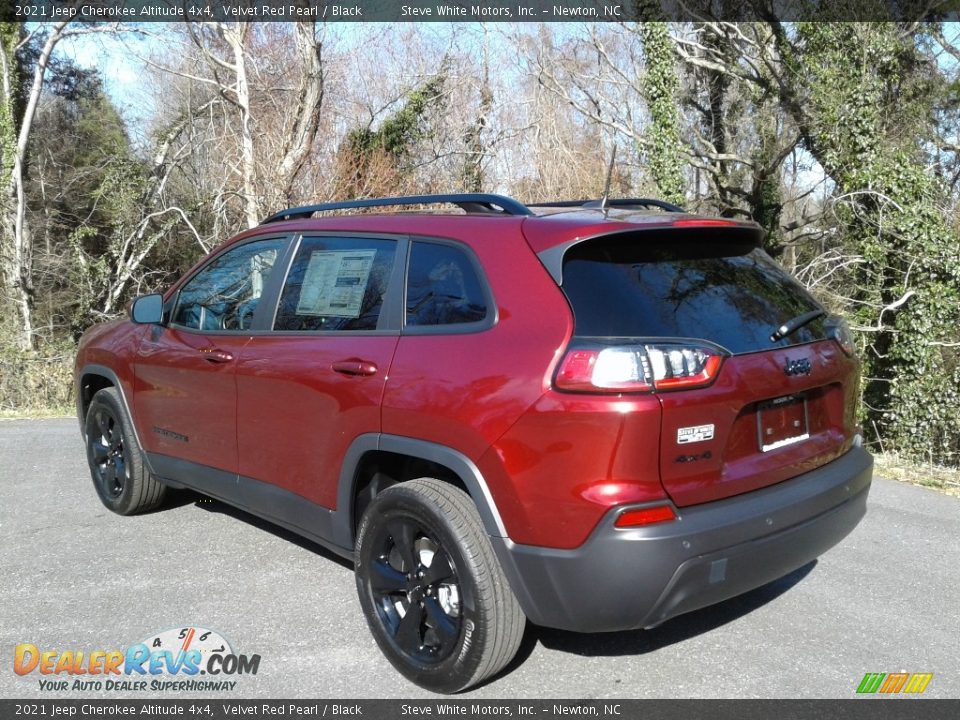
[140,626,233,671]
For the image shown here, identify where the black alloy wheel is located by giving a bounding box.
[355,478,525,693]
[368,517,463,663]
[89,406,129,499]
[84,387,167,515]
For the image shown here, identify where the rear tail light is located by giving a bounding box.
[614,504,677,528]
[555,342,725,393]
[827,316,856,357]
[645,346,723,389]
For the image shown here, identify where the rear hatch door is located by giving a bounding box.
[557,226,860,507]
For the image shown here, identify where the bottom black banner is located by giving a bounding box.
[3,700,960,720]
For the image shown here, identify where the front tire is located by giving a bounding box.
[84,387,166,515]
[354,478,525,693]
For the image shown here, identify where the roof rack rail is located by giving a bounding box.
[262,193,533,224]
[527,198,686,213]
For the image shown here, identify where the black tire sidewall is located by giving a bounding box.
[355,486,488,693]
[85,389,140,515]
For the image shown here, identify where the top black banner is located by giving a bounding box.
[6,0,960,23]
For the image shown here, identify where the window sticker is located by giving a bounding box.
[296,250,376,318]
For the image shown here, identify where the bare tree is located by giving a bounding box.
[179,21,325,227]
[1,22,71,349]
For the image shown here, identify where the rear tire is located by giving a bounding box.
[354,478,525,693]
[84,387,166,515]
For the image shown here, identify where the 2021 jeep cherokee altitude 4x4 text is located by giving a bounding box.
[75,193,872,692]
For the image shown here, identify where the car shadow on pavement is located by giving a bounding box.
[176,489,816,689]
[188,492,354,570]
[522,560,817,660]
[156,487,206,511]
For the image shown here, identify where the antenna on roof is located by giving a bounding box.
[600,144,617,213]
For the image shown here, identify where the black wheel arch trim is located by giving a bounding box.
[76,365,144,448]
[332,433,509,548]
[75,363,127,430]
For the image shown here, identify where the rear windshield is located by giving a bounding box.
[560,236,826,354]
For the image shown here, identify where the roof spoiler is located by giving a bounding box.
[537,223,764,286]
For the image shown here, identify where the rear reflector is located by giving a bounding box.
[614,505,677,528]
[555,343,724,393]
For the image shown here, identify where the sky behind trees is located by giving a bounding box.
[1,20,958,469]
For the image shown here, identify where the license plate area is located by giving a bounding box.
[757,394,809,452]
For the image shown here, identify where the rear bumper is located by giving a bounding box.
[491,445,872,632]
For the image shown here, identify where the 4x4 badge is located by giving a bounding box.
[784,357,812,376]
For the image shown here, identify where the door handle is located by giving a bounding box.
[332,359,378,377]
[200,348,234,364]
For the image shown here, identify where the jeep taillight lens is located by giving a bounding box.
[555,347,653,392]
[827,316,856,357]
[645,346,723,390]
[555,343,724,393]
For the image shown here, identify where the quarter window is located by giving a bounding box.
[172,238,285,331]
[274,237,397,332]
[406,242,488,327]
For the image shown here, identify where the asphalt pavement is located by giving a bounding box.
[1,418,957,699]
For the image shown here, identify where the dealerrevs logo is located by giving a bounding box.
[13,626,260,692]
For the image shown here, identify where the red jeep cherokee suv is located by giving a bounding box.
[75,194,872,692]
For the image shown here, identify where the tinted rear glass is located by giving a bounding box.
[561,236,826,354]
[406,242,488,327]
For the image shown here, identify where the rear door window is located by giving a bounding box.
[561,235,826,354]
[274,236,397,332]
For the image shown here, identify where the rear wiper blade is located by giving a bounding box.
[770,309,826,343]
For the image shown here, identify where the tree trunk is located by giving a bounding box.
[0,21,70,350]
[638,22,685,205]
[276,21,324,205]
[461,26,492,192]
[220,23,259,229]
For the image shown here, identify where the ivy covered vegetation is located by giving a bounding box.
[0,21,957,473]
[779,23,960,466]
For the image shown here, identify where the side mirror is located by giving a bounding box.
[130,294,164,325]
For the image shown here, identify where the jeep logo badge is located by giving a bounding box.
[784,357,812,376]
